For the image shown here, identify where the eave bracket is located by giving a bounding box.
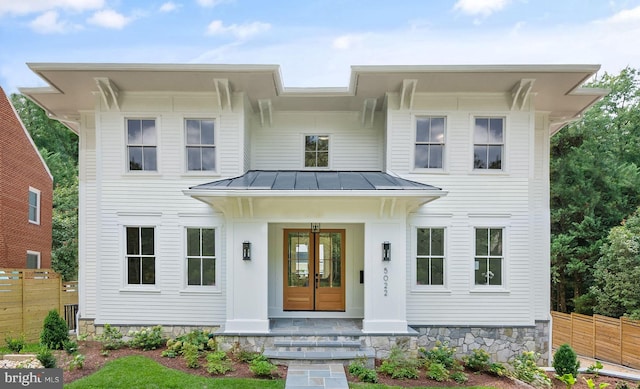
[258,99,273,127]
[400,79,417,110]
[361,98,377,128]
[214,78,232,111]
[95,77,121,111]
[511,78,535,111]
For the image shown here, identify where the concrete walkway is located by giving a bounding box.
[285,364,349,389]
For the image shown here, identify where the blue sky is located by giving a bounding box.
[2,0,640,93]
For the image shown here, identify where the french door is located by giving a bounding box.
[283,229,345,311]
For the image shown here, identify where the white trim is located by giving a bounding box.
[302,133,331,169]
[26,250,41,269]
[28,187,41,225]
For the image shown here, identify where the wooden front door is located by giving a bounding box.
[283,229,345,311]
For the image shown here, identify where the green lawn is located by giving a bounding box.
[0,343,45,355]
[65,355,285,389]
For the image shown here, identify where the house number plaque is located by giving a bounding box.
[383,267,389,297]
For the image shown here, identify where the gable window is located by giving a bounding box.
[186,119,215,171]
[415,117,445,169]
[304,135,329,168]
[416,228,445,285]
[28,187,40,224]
[474,228,503,285]
[186,228,216,286]
[127,119,157,171]
[473,117,504,170]
[126,227,155,285]
[26,251,40,269]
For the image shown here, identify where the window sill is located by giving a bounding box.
[469,287,510,294]
[410,287,452,294]
[28,220,40,225]
[122,172,162,178]
[181,171,221,178]
[119,288,161,294]
[179,288,221,295]
[410,168,448,175]
[469,169,509,176]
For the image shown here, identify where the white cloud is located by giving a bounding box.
[453,0,510,17]
[0,0,104,16]
[87,9,131,29]
[196,0,233,8]
[332,34,366,50]
[29,10,78,34]
[159,2,180,13]
[206,20,270,39]
[597,5,640,24]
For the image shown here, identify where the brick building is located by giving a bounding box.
[0,87,53,268]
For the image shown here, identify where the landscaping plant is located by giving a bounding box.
[69,354,85,371]
[585,377,611,389]
[5,334,26,353]
[205,351,233,375]
[37,346,57,368]
[378,346,420,380]
[348,358,378,383]
[40,309,69,350]
[249,355,277,377]
[182,343,200,369]
[128,325,164,350]
[557,373,578,389]
[96,324,124,350]
[63,339,78,355]
[553,344,580,378]
[586,361,604,377]
[512,351,552,388]
[463,348,492,371]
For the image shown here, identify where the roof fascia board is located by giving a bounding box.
[350,64,602,74]
[184,189,448,198]
[27,62,281,73]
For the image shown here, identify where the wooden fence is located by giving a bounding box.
[0,269,78,343]
[551,311,640,369]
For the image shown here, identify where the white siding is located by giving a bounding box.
[79,111,97,318]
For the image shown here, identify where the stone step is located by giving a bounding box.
[273,340,363,349]
[264,347,375,367]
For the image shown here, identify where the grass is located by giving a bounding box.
[0,342,45,355]
[65,355,285,389]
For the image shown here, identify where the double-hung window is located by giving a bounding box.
[474,227,503,285]
[127,119,157,171]
[304,135,329,168]
[415,117,445,169]
[28,187,40,224]
[186,228,216,286]
[26,251,40,269]
[473,117,504,170]
[186,119,215,171]
[126,227,155,285]
[416,228,445,285]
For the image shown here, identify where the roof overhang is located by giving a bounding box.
[19,63,607,134]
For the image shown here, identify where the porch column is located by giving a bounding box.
[224,220,269,333]
[362,221,408,333]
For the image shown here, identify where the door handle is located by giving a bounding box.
[315,273,319,289]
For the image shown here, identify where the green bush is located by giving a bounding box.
[69,354,85,371]
[205,351,232,375]
[451,370,469,383]
[464,348,491,371]
[378,346,420,380]
[557,373,578,389]
[182,343,200,369]
[40,309,69,350]
[489,361,509,377]
[348,358,378,383]
[37,346,56,368]
[553,344,580,378]
[128,325,164,350]
[420,341,456,369]
[249,355,277,377]
[96,324,124,350]
[426,362,450,382]
[5,334,26,353]
[236,350,261,363]
[63,339,78,355]
[512,351,551,388]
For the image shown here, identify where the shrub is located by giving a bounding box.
[40,309,69,350]
[182,343,200,369]
[37,346,56,368]
[464,348,491,371]
[348,358,378,383]
[5,334,26,353]
[63,339,78,355]
[426,362,450,382]
[237,350,261,363]
[249,355,277,377]
[378,345,420,380]
[69,354,85,371]
[205,351,232,375]
[451,370,469,383]
[96,324,124,350]
[177,330,213,351]
[553,344,580,378]
[512,351,551,388]
[128,325,164,350]
[489,362,509,377]
[420,341,456,369]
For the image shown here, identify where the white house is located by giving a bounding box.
[21,63,606,362]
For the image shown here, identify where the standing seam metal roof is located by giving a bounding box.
[189,171,441,191]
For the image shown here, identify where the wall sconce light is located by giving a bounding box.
[242,241,251,260]
[382,241,391,261]
[311,223,320,233]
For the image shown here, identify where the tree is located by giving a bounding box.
[590,208,640,319]
[10,94,79,280]
[550,67,640,312]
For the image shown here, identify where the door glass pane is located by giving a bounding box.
[288,232,309,287]
[318,232,341,288]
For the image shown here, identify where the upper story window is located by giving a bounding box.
[415,117,445,169]
[416,227,445,285]
[473,117,504,170]
[474,227,503,285]
[127,119,157,171]
[26,251,40,269]
[126,226,155,285]
[28,187,40,224]
[186,228,216,286]
[186,119,216,172]
[305,135,329,168]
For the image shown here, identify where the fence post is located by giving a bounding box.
[620,317,624,367]
[21,270,26,336]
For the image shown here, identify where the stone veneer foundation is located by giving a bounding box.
[77,319,549,364]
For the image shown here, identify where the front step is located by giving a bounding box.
[264,337,375,367]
